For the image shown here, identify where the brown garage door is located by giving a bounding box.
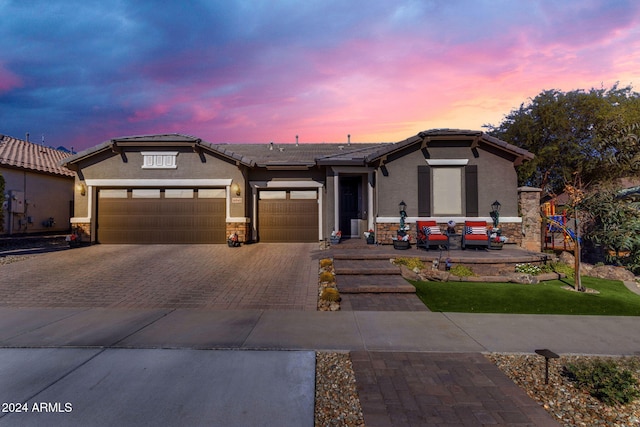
[97,189,226,244]
[258,190,318,242]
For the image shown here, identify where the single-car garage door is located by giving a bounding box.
[258,190,318,242]
[97,188,226,244]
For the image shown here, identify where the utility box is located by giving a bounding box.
[10,191,25,214]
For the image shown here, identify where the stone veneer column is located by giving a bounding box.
[226,222,249,242]
[518,186,542,251]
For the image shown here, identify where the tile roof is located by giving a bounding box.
[365,129,535,163]
[60,129,534,169]
[211,142,388,167]
[0,134,75,177]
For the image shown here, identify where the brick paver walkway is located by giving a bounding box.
[0,244,319,310]
[351,352,559,426]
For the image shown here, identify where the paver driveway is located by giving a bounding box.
[0,244,320,310]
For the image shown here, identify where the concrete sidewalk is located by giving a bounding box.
[1,307,639,354]
[1,308,639,426]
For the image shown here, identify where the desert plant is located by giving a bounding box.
[449,265,475,277]
[565,359,640,405]
[552,262,575,279]
[320,287,341,302]
[320,258,333,268]
[393,257,425,271]
[319,271,335,283]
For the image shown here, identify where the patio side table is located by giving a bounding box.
[448,233,462,250]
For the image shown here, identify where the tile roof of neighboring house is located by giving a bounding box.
[0,134,75,177]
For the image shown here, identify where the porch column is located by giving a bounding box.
[333,172,339,234]
[251,185,258,241]
[518,186,542,251]
[367,171,374,230]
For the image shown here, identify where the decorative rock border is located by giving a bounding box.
[318,258,341,311]
[398,262,566,284]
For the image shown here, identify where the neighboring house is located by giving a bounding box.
[0,134,75,235]
[61,129,534,246]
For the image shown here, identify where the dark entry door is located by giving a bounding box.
[339,176,361,236]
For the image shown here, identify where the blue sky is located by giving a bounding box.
[1,0,639,150]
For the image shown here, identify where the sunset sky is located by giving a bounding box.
[1,0,639,151]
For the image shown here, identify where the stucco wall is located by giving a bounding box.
[73,148,249,219]
[376,141,519,218]
[1,167,73,235]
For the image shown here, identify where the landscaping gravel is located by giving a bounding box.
[488,353,640,427]
[315,352,364,427]
[315,352,640,426]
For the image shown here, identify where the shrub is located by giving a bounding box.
[393,257,425,270]
[320,258,333,268]
[320,287,341,302]
[552,262,575,279]
[565,359,640,405]
[515,263,542,275]
[449,265,475,277]
[319,271,335,283]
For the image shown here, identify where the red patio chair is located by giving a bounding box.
[416,221,449,251]
[461,221,490,249]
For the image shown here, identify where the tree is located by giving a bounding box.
[485,84,640,195]
[579,182,640,273]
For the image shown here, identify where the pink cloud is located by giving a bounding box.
[0,63,22,92]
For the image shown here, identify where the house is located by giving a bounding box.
[0,134,75,235]
[61,130,535,246]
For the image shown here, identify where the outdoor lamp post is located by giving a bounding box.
[399,200,407,230]
[491,200,501,228]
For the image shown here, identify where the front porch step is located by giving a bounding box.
[333,259,400,275]
[336,274,416,293]
[332,251,396,261]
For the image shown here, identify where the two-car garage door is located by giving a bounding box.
[97,189,226,244]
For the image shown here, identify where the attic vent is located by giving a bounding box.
[279,147,284,152]
[338,145,344,150]
[269,142,274,150]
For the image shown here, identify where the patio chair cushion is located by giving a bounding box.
[422,225,447,241]
[463,222,489,241]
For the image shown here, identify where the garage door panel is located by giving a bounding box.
[258,195,318,243]
[98,190,226,244]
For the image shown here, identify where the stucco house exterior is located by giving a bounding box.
[61,129,534,246]
[0,134,75,235]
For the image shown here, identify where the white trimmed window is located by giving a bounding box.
[432,167,463,215]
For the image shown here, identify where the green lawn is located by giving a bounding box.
[410,277,640,315]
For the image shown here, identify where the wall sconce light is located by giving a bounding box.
[231,183,241,196]
[76,183,86,196]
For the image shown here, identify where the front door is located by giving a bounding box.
[339,176,362,237]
